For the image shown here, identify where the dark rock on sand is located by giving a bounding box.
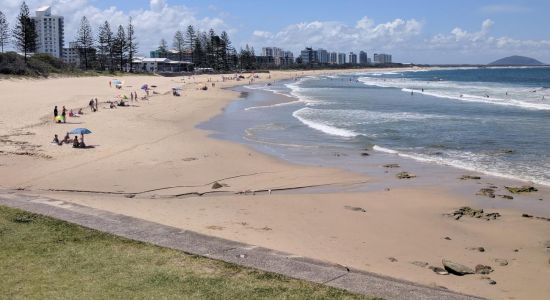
[396,172,416,179]
[444,237,452,240]
[522,214,533,218]
[442,259,475,276]
[383,163,400,168]
[495,258,508,266]
[361,152,370,157]
[429,266,449,275]
[211,182,224,189]
[411,261,429,268]
[387,257,398,262]
[460,175,482,180]
[344,206,366,213]
[476,188,496,198]
[447,206,501,221]
[506,185,538,194]
[475,264,493,275]
[468,247,485,252]
[498,195,514,200]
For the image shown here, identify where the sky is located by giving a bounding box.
[1,0,550,64]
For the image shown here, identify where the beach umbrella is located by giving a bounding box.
[69,128,92,135]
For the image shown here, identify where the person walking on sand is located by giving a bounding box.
[53,106,58,120]
[95,98,99,111]
[130,92,134,102]
[109,80,112,88]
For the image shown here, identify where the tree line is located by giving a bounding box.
[0,1,265,72]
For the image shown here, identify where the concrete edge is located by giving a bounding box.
[0,192,484,300]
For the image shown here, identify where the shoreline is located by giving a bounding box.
[1,69,549,299]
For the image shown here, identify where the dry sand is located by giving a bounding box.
[1,70,549,300]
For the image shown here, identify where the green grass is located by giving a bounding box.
[0,205,373,300]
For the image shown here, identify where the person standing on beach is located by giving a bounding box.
[61,106,67,123]
[109,80,111,88]
[53,106,58,120]
[95,98,99,111]
[130,92,134,102]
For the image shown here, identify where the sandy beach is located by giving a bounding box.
[1,70,549,300]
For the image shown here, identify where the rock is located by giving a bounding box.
[495,258,508,266]
[522,214,533,218]
[476,188,496,198]
[514,249,519,252]
[468,247,485,252]
[498,195,514,200]
[211,182,224,189]
[488,280,497,285]
[344,206,366,213]
[444,237,452,240]
[475,264,493,275]
[442,259,475,276]
[383,163,400,168]
[361,152,370,157]
[460,175,482,180]
[396,172,416,179]
[387,257,398,262]
[411,261,429,268]
[505,185,538,194]
[429,266,449,275]
[124,194,136,198]
[447,206,501,221]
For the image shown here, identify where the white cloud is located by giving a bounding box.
[250,17,423,53]
[2,0,233,54]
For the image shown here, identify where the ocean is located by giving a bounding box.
[202,67,550,187]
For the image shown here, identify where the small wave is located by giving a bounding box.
[292,108,362,138]
[245,100,302,111]
[373,145,550,186]
[359,77,550,111]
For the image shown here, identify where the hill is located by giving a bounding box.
[488,55,544,66]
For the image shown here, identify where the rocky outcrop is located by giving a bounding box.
[505,186,538,194]
[447,207,501,221]
[442,259,475,276]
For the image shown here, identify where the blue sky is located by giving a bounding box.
[2,0,550,63]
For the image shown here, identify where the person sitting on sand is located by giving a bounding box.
[69,109,75,117]
[72,136,79,148]
[109,101,117,109]
[63,132,70,144]
[52,134,61,145]
[79,140,86,148]
[78,108,84,115]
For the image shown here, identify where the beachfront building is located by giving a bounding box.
[150,49,192,62]
[262,47,289,66]
[337,53,346,65]
[373,53,392,64]
[62,42,80,66]
[349,52,358,64]
[359,51,368,65]
[133,58,193,73]
[317,49,329,64]
[329,52,338,64]
[283,51,294,65]
[31,6,64,58]
[300,47,318,65]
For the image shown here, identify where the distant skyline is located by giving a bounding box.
[1,0,550,64]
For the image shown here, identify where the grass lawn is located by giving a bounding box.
[0,205,373,299]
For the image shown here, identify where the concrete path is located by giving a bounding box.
[0,191,483,300]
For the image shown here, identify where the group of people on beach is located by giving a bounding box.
[52,132,86,148]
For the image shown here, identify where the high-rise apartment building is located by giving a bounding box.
[373,53,392,64]
[337,53,346,64]
[32,6,64,58]
[359,51,368,65]
[349,52,358,64]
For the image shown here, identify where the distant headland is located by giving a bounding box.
[489,55,544,66]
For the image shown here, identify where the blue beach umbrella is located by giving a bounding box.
[69,128,92,135]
